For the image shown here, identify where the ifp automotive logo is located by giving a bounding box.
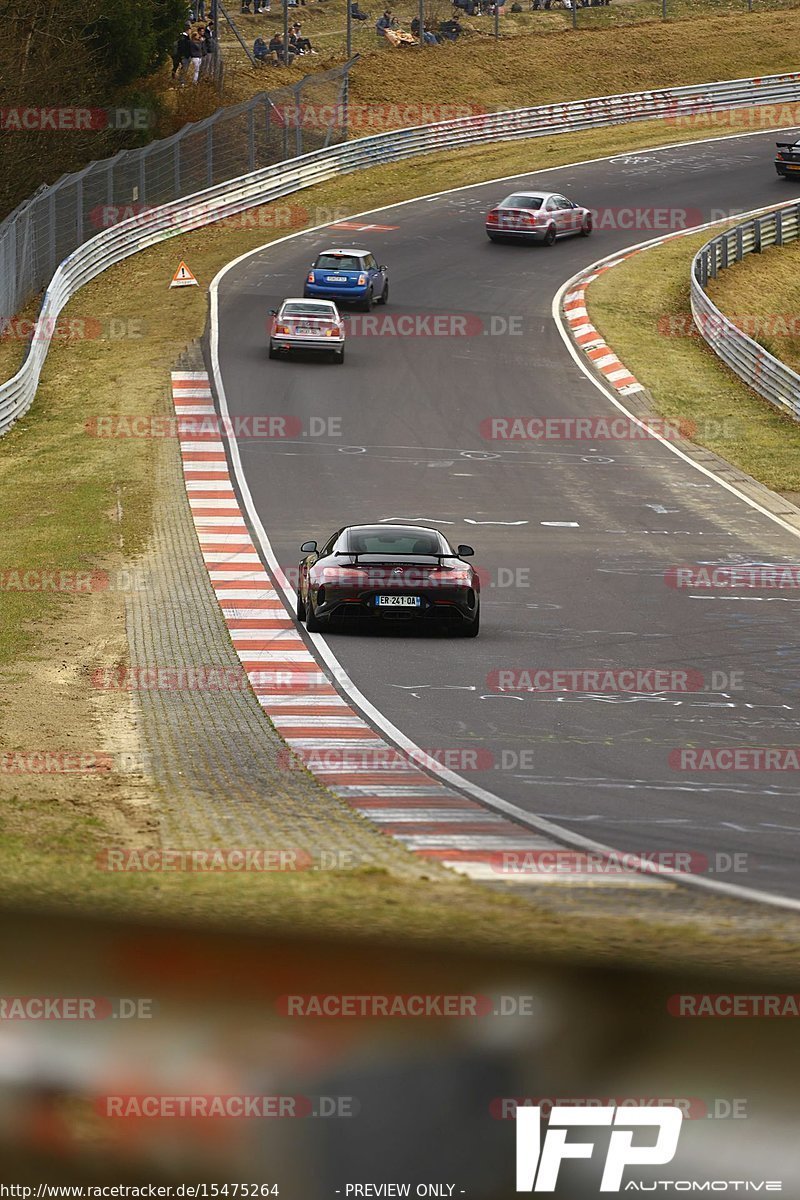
[515,1105,683,1192]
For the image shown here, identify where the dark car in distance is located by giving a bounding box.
[775,141,800,178]
[296,524,480,637]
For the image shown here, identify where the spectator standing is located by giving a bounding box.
[172,23,192,77]
[187,29,204,82]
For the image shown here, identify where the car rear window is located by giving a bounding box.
[283,303,335,318]
[348,529,443,555]
[315,255,362,270]
[500,195,544,210]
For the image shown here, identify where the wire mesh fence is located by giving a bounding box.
[0,59,355,326]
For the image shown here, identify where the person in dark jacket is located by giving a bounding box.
[350,1,369,17]
[268,31,295,63]
[290,22,317,52]
[172,24,192,77]
[186,30,204,82]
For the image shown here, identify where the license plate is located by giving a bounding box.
[326,276,348,282]
[376,595,421,607]
[295,326,314,335]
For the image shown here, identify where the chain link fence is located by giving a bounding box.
[0,59,355,327]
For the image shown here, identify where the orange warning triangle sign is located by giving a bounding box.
[170,261,199,288]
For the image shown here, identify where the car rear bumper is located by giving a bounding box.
[486,225,547,241]
[314,586,479,624]
[775,162,800,176]
[271,335,345,352]
[304,283,368,301]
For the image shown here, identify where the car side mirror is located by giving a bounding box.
[269,308,277,315]
[456,544,475,557]
[300,541,317,553]
[379,264,388,271]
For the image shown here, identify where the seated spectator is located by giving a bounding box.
[290,21,317,51]
[268,31,295,62]
[411,15,438,41]
[254,34,270,60]
[351,1,369,17]
[438,15,462,38]
[376,9,398,34]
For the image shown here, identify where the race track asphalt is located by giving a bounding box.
[214,127,800,901]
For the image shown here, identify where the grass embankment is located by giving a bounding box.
[171,7,800,126]
[588,230,800,495]
[3,119,800,961]
[707,236,800,375]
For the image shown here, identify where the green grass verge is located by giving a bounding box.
[588,230,800,495]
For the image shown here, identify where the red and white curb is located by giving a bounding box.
[171,370,660,889]
[562,260,645,397]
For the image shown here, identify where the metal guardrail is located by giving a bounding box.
[691,202,800,419]
[4,70,800,436]
[0,60,355,346]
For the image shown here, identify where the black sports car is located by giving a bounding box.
[296,524,480,637]
[775,141,800,178]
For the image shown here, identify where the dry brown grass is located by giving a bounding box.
[212,5,800,116]
[706,236,800,373]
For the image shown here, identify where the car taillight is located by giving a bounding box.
[520,213,536,227]
[357,274,367,285]
[487,210,499,224]
[307,271,315,282]
[325,325,343,337]
[275,324,291,335]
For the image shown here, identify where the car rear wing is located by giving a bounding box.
[334,552,455,563]
[775,142,799,149]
